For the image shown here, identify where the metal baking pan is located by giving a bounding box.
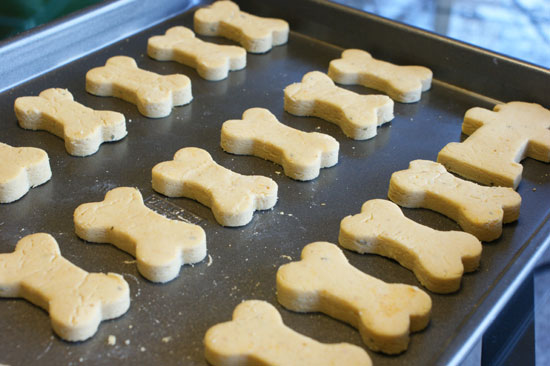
[1,0,549,365]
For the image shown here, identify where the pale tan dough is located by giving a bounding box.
[74,187,206,283]
[14,88,127,156]
[437,101,550,189]
[204,300,372,366]
[388,160,521,242]
[147,26,246,81]
[328,49,432,103]
[339,199,482,294]
[0,233,130,341]
[221,108,339,181]
[86,56,192,118]
[284,71,394,140]
[152,147,277,227]
[0,142,51,203]
[194,1,289,53]
[276,241,432,355]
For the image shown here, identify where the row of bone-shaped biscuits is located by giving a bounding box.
[0,186,207,341]
[204,241,432,363]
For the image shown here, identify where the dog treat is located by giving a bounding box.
[221,108,339,181]
[0,142,51,203]
[388,160,521,242]
[339,199,482,293]
[148,26,246,81]
[0,233,130,341]
[152,147,277,227]
[204,300,372,366]
[328,49,432,103]
[14,88,127,156]
[194,1,289,53]
[74,187,206,283]
[438,101,550,189]
[276,241,431,354]
[86,56,192,118]
[284,71,394,140]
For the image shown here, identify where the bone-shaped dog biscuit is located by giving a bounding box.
[221,108,339,181]
[284,71,394,140]
[438,101,550,189]
[276,242,432,354]
[0,233,130,341]
[194,1,289,53]
[148,26,246,81]
[339,199,482,293]
[86,56,192,118]
[14,88,127,156]
[74,187,206,283]
[204,300,372,366]
[152,147,277,227]
[328,49,432,103]
[0,142,51,203]
[388,160,521,242]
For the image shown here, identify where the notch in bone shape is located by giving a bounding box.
[152,147,277,227]
[0,233,130,341]
[437,101,550,189]
[74,187,206,283]
[276,241,432,354]
[328,49,432,103]
[86,56,192,118]
[284,71,394,140]
[204,300,372,366]
[0,142,51,203]
[221,108,339,181]
[14,88,127,156]
[388,160,521,242]
[339,199,482,294]
[148,26,246,81]
[194,1,289,53]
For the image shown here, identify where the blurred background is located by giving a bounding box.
[0,0,549,67]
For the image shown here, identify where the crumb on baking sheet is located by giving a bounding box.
[125,339,130,345]
[107,335,116,346]
[162,336,172,343]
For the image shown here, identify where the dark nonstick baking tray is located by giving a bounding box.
[1,0,549,365]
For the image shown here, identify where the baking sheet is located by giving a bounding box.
[1,1,549,365]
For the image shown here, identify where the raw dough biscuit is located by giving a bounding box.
[437,101,550,189]
[14,88,127,156]
[0,233,130,342]
[0,142,51,203]
[147,26,246,81]
[276,241,432,354]
[86,56,192,118]
[194,1,289,53]
[204,300,372,366]
[328,49,432,103]
[152,147,277,227]
[221,108,339,181]
[74,187,206,283]
[339,199,482,293]
[388,160,521,242]
[284,71,394,140]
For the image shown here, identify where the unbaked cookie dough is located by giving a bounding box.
[0,142,51,203]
